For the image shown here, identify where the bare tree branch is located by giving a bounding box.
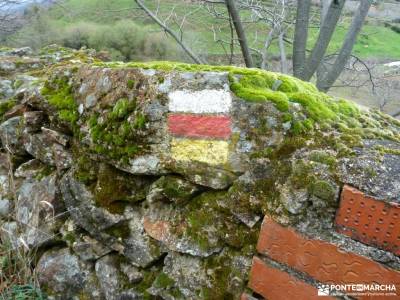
[317,0,373,91]
[225,0,254,67]
[293,0,311,78]
[134,0,206,64]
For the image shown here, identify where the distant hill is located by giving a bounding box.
[0,0,54,12]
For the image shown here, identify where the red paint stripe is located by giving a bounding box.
[168,114,231,139]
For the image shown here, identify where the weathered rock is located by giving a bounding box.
[0,198,10,218]
[0,221,18,248]
[0,116,26,155]
[149,252,208,300]
[146,175,201,204]
[121,262,144,284]
[0,79,13,99]
[122,208,165,268]
[339,140,400,202]
[36,247,101,299]
[41,127,70,146]
[15,173,63,247]
[23,133,72,169]
[1,46,400,299]
[61,172,127,235]
[95,254,126,299]
[72,234,112,262]
[14,159,49,178]
[23,111,45,133]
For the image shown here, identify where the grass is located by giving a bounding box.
[15,0,400,61]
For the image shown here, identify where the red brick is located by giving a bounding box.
[249,256,335,300]
[168,114,231,139]
[336,185,400,256]
[257,217,400,294]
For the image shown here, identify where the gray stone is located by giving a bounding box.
[279,185,309,214]
[339,144,400,202]
[10,47,33,56]
[122,208,165,268]
[36,248,101,299]
[146,175,201,204]
[16,174,62,247]
[0,116,26,155]
[121,262,143,284]
[95,254,125,300]
[85,93,97,108]
[72,235,112,261]
[14,159,47,178]
[23,133,72,169]
[0,79,13,98]
[0,198,10,218]
[41,127,70,146]
[0,61,16,72]
[0,221,18,248]
[23,111,45,133]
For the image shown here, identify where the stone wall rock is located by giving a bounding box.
[0,46,400,299]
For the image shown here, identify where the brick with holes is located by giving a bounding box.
[335,185,400,256]
[257,216,400,294]
[248,256,336,300]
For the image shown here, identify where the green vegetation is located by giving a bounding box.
[5,0,400,61]
[0,99,17,121]
[88,97,146,162]
[41,77,79,127]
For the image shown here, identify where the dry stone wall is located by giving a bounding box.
[0,46,400,300]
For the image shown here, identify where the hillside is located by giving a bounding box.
[5,0,400,62]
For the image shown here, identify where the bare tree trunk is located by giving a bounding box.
[261,27,275,69]
[301,0,346,81]
[316,0,332,80]
[320,0,332,23]
[278,31,288,73]
[134,0,205,64]
[225,0,254,68]
[293,0,311,78]
[317,0,372,91]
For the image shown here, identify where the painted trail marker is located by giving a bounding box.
[168,89,232,166]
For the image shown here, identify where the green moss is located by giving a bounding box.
[0,99,17,121]
[308,180,336,202]
[93,164,147,213]
[135,269,158,299]
[42,77,79,129]
[87,97,146,163]
[309,151,337,168]
[93,60,400,146]
[373,145,400,156]
[153,272,175,289]
[104,221,131,239]
[127,79,135,89]
[73,151,98,184]
[34,165,56,180]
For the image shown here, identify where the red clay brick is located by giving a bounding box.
[257,217,400,294]
[249,256,335,300]
[336,185,400,256]
[167,114,231,139]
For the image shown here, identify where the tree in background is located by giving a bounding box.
[134,0,372,92]
[293,0,373,91]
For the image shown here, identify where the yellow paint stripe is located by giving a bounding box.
[171,138,229,166]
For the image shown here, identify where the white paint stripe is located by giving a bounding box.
[168,89,232,113]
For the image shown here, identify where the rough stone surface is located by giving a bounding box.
[1,46,400,299]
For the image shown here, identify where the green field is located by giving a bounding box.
[8,0,400,61]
